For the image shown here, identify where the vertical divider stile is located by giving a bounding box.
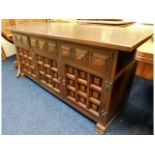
[86,73,90,109]
[75,67,78,103]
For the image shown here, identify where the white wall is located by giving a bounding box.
[2,37,16,57]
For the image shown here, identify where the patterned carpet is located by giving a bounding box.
[2,55,153,135]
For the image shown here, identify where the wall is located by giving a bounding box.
[2,37,16,57]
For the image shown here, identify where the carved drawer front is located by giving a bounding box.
[64,64,104,117]
[30,37,57,55]
[36,54,61,94]
[60,44,90,66]
[18,47,36,78]
[73,47,90,66]
[60,44,72,59]
[47,41,57,54]
[13,34,30,48]
[92,49,113,75]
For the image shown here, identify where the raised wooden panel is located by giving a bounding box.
[30,37,57,55]
[74,47,90,66]
[60,45,72,58]
[17,47,36,78]
[13,34,30,48]
[92,49,113,75]
[47,41,57,54]
[38,39,46,49]
[64,64,104,117]
[36,54,61,94]
[60,44,90,67]
[30,37,38,48]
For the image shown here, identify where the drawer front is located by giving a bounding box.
[73,46,90,66]
[92,49,113,77]
[13,34,30,48]
[30,37,57,55]
[60,44,72,59]
[60,43,90,67]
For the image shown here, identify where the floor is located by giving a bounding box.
[2,56,153,135]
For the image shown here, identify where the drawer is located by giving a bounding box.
[60,44,72,59]
[60,43,90,66]
[92,49,113,74]
[30,37,57,55]
[13,34,30,48]
[73,46,90,66]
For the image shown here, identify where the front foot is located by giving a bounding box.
[96,123,106,134]
[21,72,26,77]
[16,68,21,78]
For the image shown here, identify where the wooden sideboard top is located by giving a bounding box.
[10,22,153,52]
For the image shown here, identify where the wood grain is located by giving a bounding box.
[9,22,153,52]
[10,22,150,134]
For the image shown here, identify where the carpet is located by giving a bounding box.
[2,56,153,135]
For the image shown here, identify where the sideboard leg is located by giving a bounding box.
[16,60,21,78]
[16,66,21,78]
[96,123,106,134]
[21,72,26,77]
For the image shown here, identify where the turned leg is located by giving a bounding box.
[16,61,21,78]
[16,54,21,78]
[96,123,106,134]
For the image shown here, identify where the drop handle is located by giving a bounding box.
[105,81,112,92]
[62,79,66,86]
[101,110,108,118]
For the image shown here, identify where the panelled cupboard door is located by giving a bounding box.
[35,53,62,95]
[60,45,115,120]
[29,36,62,96]
[17,47,37,79]
[61,61,107,118]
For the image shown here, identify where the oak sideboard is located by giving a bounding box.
[10,22,153,134]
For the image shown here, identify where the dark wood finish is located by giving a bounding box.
[9,22,153,52]
[10,22,153,134]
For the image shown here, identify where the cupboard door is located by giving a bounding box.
[17,47,37,79]
[35,53,62,95]
[62,62,106,117]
